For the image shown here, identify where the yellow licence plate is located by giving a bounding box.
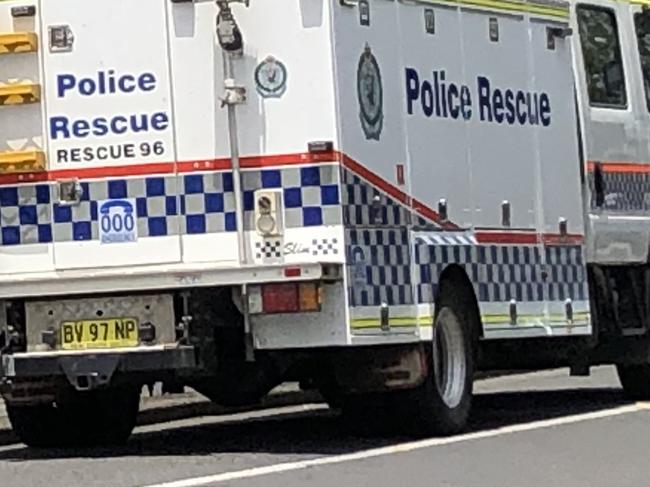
[60,318,139,350]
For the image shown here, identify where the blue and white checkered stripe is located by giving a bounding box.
[0,184,52,245]
[341,168,432,228]
[0,164,342,246]
[346,233,588,308]
[414,233,588,304]
[346,228,413,307]
[342,168,590,308]
[52,177,180,242]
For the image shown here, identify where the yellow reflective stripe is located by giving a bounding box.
[482,312,590,325]
[629,0,650,7]
[351,313,589,329]
[350,317,424,329]
[416,0,570,19]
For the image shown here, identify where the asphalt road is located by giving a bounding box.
[0,366,648,487]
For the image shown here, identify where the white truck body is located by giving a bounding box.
[1,0,588,345]
[2,0,650,445]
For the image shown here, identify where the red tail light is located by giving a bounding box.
[251,282,321,314]
[262,283,299,313]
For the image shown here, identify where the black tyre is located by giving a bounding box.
[617,364,650,399]
[402,291,476,436]
[6,402,64,448]
[8,386,140,448]
[339,392,402,436]
[339,290,476,437]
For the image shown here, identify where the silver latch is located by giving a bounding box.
[48,25,74,53]
[438,198,448,221]
[58,180,83,205]
[509,299,518,325]
[380,302,390,331]
[371,194,382,223]
[221,78,247,107]
[501,200,511,227]
[565,298,574,324]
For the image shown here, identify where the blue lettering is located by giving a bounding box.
[477,76,492,122]
[57,75,76,98]
[55,70,158,98]
[151,112,169,131]
[118,75,136,93]
[402,69,551,127]
[111,116,128,134]
[504,89,515,124]
[72,119,90,137]
[421,81,434,117]
[515,92,527,124]
[405,68,420,115]
[448,84,459,119]
[527,93,538,125]
[492,89,504,124]
[138,73,157,92]
[50,116,70,139]
[460,86,472,120]
[440,71,448,118]
[539,93,551,126]
[78,78,96,96]
[92,118,109,136]
[130,114,149,133]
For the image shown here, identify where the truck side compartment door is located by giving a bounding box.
[41,0,181,270]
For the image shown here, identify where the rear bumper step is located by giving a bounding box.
[1,346,197,380]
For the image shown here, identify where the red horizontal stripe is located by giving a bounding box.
[476,231,584,245]
[0,151,340,185]
[0,149,586,245]
[587,160,650,174]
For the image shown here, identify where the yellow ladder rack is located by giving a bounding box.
[0,82,40,105]
[0,150,46,174]
[0,32,38,54]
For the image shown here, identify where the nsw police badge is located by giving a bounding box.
[255,55,288,98]
[357,44,383,141]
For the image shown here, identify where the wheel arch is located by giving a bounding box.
[435,264,483,340]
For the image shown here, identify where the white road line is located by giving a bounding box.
[141,403,646,487]
[134,404,329,435]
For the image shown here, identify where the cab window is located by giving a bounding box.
[635,12,650,111]
[577,5,627,107]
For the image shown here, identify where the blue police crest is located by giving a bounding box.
[357,44,383,141]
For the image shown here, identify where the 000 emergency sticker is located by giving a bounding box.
[98,199,138,244]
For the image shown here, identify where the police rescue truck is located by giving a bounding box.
[0,0,649,446]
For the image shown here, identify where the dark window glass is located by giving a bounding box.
[577,6,627,107]
[635,12,650,111]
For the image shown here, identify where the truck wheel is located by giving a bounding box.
[617,364,650,399]
[339,292,476,437]
[6,403,64,448]
[403,293,475,436]
[8,387,140,448]
[339,392,400,436]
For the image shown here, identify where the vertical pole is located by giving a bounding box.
[223,52,247,267]
[222,50,254,361]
